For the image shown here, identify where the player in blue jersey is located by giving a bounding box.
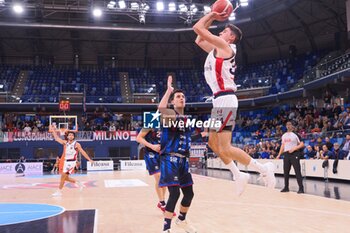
[158,76,196,233]
[136,128,167,213]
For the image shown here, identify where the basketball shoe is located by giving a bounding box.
[52,190,62,197]
[76,181,84,191]
[157,202,166,212]
[175,219,197,233]
[234,172,250,196]
[158,202,176,216]
[259,162,276,189]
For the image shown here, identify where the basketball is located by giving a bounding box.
[212,0,233,21]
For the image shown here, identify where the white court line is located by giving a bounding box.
[199,200,350,217]
[94,209,98,233]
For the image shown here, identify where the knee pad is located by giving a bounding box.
[181,186,194,207]
[165,186,180,213]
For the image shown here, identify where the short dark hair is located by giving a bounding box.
[286,121,296,127]
[170,89,185,102]
[65,131,75,140]
[226,24,242,44]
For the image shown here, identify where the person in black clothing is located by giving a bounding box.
[324,137,333,151]
[332,143,345,174]
[277,121,305,194]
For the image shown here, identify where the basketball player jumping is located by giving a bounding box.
[136,128,168,213]
[50,125,93,197]
[193,12,276,195]
[158,76,196,233]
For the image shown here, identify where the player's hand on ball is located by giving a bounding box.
[211,11,229,21]
[167,75,174,92]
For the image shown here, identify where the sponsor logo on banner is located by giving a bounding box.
[0,163,43,175]
[93,131,131,141]
[87,161,114,171]
[0,131,139,142]
[13,132,52,141]
[0,164,13,174]
[120,160,146,170]
[15,163,26,174]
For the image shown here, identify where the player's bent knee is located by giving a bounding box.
[218,154,232,165]
[208,140,219,154]
[217,147,227,157]
[208,139,215,149]
[165,186,181,213]
[181,185,194,207]
[218,143,232,154]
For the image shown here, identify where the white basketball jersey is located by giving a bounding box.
[204,44,237,94]
[64,141,78,160]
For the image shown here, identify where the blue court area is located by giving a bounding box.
[0,203,64,225]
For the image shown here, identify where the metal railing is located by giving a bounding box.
[293,51,350,89]
[233,129,350,147]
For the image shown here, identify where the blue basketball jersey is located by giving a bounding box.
[144,129,161,153]
[160,113,192,157]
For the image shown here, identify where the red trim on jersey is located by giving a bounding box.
[67,167,75,174]
[73,150,78,160]
[73,142,78,160]
[218,111,233,132]
[215,57,225,90]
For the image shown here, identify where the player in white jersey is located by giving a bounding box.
[193,12,276,195]
[50,125,93,197]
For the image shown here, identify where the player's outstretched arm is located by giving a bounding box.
[158,75,176,121]
[76,143,93,162]
[195,16,215,53]
[193,12,231,51]
[136,128,161,153]
[50,125,66,145]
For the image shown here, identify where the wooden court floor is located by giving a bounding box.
[0,171,349,233]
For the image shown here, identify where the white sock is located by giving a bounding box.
[226,161,240,179]
[249,159,267,174]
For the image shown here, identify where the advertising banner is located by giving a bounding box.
[0,162,43,175]
[87,161,114,171]
[120,160,146,171]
